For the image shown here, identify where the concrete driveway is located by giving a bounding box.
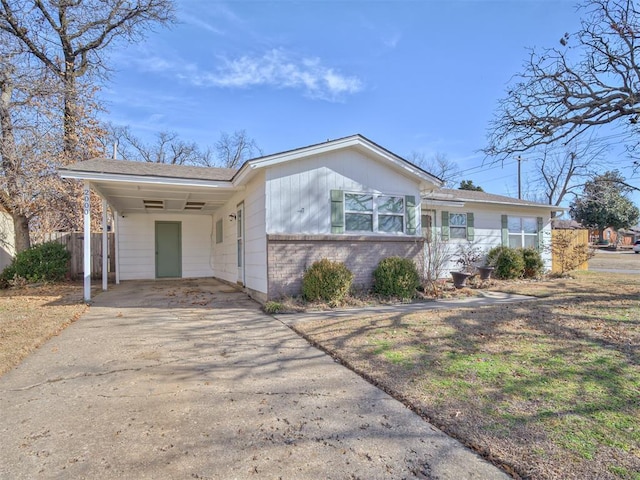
[0,279,509,480]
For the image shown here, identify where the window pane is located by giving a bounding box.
[523,218,538,233]
[379,215,403,233]
[524,235,537,248]
[450,213,467,227]
[508,216,521,233]
[379,196,404,214]
[345,193,373,212]
[450,226,467,239]
[509,235,523,248]
[345,213,373,231]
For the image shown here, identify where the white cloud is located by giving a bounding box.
[179,13,225,35]
[383,33,402,49]
[189,49,363,101]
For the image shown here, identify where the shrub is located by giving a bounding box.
[372,256,420,299]
[0,242,70,285]
[0,264,16,288]
[520,248,544,278]
[492,247,525,279]
[486,246,509,267]
[302,259,353,304]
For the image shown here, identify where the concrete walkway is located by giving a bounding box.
[276,290,535,325]
[0,279,511,480]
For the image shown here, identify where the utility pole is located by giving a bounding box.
[516,155,523,199]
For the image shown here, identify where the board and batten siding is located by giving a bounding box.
[211,171,267,299]
[117,213,214,280]
[424,203,553,274]
[265,150,422,235]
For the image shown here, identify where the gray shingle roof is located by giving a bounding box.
[59,158,237,182]
[424,188,556,208]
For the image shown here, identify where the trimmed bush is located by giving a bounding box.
[520,248,544,278]
[0,242,70,286]
[372,256,420,299]
[492,247,525,279]
[486,246,509,267]
[0,264,16,288]
[302,258,353,304]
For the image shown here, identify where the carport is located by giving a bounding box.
[60,159,240,301]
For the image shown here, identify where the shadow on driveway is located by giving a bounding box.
[0,279,509,480]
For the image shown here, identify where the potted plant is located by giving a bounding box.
[477,264,495,280]
[451,243,482,288]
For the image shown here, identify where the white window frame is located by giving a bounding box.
[344,192,405,234]
[508,216,538,248]
[449,213,467,240]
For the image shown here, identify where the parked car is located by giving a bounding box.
[634,240,640,254]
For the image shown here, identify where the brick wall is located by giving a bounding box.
[267,234,424,299]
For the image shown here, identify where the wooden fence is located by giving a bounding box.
[41,232,115,279]
[551,229,590,273]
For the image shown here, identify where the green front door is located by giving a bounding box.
[155,221,181,278]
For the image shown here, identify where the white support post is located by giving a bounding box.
[114,211,120,285]
[83,181,91,302]
[102,198,108,291]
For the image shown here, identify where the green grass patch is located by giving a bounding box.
[297,271,640,479]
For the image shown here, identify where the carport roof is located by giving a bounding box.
[59,158,237,182]
[59,159,241,215]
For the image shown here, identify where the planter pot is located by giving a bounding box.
[477,266,495,280]
[450,271,472,289]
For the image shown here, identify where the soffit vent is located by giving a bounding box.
[184,201,205,210]
[143,199,164,209]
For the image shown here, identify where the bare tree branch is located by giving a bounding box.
[485,0,640,165]
[215,130,263,169]
[407,151,460,188]
[0,0,175,157]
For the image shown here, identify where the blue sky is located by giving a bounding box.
[101,0,639,205]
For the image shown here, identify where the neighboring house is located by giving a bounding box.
[0,212,15,271]
[551,218,583,230]
[590,226,640,246]
[422,189,559,273]
[60,135,562,302]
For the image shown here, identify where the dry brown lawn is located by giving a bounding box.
[1,268,638,479]
[0,283,87,376]
[294,271,640,480]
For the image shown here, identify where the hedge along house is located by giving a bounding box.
[421,189,563,274]
[60,135,442,302]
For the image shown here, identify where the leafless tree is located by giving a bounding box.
[215,130,263,169]
[407,151,460,188]
[117,128,204,165]
[0,39,65,251]
[485,0,640,167]
[0,0,175,158]
[0,0,174,250]
[532,138,609,210]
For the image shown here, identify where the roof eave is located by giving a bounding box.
[232,134,443,187]
[422,195,567,211]
[60,170,237,189]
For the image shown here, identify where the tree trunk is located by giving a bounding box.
[12,214,30,253]
[0,65,30,254]
[63,72,79,158]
